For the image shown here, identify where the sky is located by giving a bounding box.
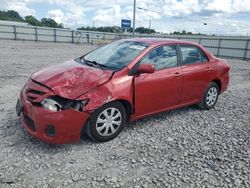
[1,0,250,35]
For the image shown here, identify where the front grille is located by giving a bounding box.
[27,96,36,101]
[27,89,45,95]
[23,114,36,131]
[25,80,50,103]
[26,89,45,102]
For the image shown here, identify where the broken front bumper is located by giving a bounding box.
[17,91,90,144]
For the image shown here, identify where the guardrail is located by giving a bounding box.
[0,24,249,60]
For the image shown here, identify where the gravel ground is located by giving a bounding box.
[0,40,249,188]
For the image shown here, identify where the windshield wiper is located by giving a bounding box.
[81,57,106,69]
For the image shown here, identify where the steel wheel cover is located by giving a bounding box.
[96,107,122,136]
[206,87,218,106]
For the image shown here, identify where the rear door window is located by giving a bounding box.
[179,45,208,65]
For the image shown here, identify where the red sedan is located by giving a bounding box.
[16,38,230,144]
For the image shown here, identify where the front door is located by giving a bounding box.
[134,45,182,117]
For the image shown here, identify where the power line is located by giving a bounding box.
[137,7,163,15]
[137,6,250,29]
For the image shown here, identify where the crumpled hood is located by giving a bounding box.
[31,59,113,99]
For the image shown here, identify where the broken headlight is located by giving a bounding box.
[41,98,61,112]
[41,96,89,112]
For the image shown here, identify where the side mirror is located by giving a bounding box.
[137,64,155,74]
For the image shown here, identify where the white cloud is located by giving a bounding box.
[0,0,250,35]
[163,0,200,17]
[230,0,250,12]
[0,0,36,16]
[45,1,86,27]
[202,0,250,14]
[93,2,162,27]
[205,0,232,12]
[48,9,64,23]
[93,5,122,24]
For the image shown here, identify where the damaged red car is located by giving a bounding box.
[16,38,230,144]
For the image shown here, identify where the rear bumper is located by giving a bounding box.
[18,91,90,144]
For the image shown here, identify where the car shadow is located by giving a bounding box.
[1,104,200,152]
[125,104,200,130]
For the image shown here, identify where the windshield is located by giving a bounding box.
[83,40,149,70]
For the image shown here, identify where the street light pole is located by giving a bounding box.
[133,0,136,37]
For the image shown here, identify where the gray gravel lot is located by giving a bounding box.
[0,40,249,188]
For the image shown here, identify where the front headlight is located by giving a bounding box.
[41,98,61,112]
[41,96,89,112]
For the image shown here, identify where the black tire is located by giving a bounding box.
[198,82,219,110]
[85,101,127,142]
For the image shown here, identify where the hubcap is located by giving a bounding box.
[96,107,122,136]
[206,87,218,106]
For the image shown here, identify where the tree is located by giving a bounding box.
[25,15,41,26]
[77,26,123,33]
[41,18,63,28]
[0,10,24,22]
[0,10,64,28]
[58,23,64,28]
[170,30,207,36]
[135,27,156,34]
[77,26,157,33]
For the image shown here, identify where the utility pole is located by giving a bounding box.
[149,19,151,30]
[133,0,136,37]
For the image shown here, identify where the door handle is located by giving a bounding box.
[173,72,181,77]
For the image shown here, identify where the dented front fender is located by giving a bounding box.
[78,74,134,112]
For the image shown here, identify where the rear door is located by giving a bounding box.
[178,44,213,105]
[134,45,182,117]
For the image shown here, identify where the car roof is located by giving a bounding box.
[124,37,198,45]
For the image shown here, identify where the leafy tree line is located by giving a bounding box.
[77,26,157,34]
[77,26,123,33]
[0,10,206,35]
[0,10,63,28]
[25,16,63,28]
[0,10,24,22]
[77,27,206,35]
[170,30,207,36]
[134,27,156,34]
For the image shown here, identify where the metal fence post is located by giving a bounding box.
[13,25,17,40]
[35,27,38,41]
[243,39,249,60]
[71,31,74,43]
[216,38,221,56]
[198,38,201,44]
[54,29,56,42]
[86,34,90,44]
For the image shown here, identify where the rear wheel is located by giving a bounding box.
[85,101,126,142]
[198,82,219,110]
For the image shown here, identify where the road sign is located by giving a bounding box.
[121,19,131,29]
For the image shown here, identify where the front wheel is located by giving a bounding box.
[198,82,219,110]
[85,101,127,142]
